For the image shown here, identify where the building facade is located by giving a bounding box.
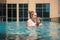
[0,0,60,22]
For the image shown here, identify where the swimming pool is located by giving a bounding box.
[0,21,60,40]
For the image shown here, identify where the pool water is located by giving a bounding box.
[0,21,60,40]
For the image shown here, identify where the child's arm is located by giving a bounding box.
[39,23,43,26]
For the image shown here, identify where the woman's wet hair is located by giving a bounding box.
[29,11,34,18]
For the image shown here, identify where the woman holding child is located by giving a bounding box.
[26,11,42,40]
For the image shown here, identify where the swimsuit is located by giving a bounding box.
[27,19,37,37]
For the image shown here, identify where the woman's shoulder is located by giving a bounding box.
[26,19,33,27]
[27,19,32,22]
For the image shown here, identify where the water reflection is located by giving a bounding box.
[49,22,60,40]
[0,21,60,40]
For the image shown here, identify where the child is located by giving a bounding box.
[36,17,42,27]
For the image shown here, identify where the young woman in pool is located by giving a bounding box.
[27,11,42,27]
[27,11,37,27]
[26,11,37,40]
[26,11,43,40]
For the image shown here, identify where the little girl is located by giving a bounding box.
[36,17,42,27]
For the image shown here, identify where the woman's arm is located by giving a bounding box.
[26,20,32,27]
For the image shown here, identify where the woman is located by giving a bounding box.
[26,11,37,40]
[27,11,37,27]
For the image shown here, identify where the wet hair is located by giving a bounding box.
[36,17,42,26]
[29,11,34,18]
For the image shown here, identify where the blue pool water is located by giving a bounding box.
[0,21,60,40]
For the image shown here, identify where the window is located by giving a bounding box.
[36,4,50,18]
[19,4,28,21]
[0,4,6,21]
[8,4,17,21]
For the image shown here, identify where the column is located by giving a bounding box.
[17,4,19,23]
